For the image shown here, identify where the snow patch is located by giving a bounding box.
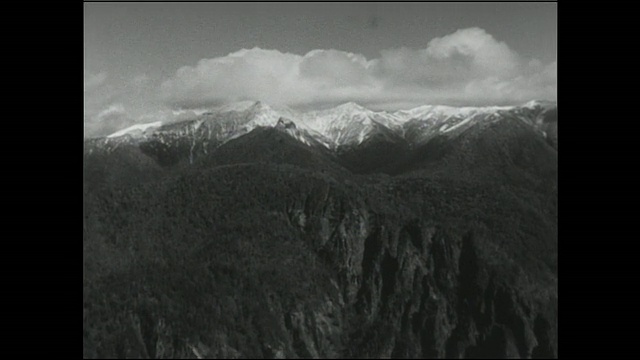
[442,117,473,133]
[107,121,163,138]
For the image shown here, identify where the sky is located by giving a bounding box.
[84,2,557,137]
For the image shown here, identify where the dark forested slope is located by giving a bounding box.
[83,119,557,358]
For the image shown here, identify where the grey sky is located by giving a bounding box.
[84,2,557,137]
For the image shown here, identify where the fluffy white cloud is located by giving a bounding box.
[84,72,163,137]
[160,27,556,110]
[84,27,556,137]
[84,103,134,137]
[424,27,520,75]
[96,103,126,121]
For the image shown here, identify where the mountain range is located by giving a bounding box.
[83,100,557,358]
[90,100,556,149]
[86,100,557,173]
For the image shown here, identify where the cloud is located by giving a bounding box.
[84,73,165,137]
[160,27,556,110]
[137,109,202,125]
[84,102,203,138]
[84,27,557,138]
[424,27,520,76]
[84,72,107,92]
[84,103,134,137]
[96,103,126,121]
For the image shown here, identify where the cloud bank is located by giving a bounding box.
[160,27,556,110]
[84,27,556,137]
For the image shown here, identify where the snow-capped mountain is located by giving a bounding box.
[91,100,557,164]
[107,121,163,139]
[291,102,405,147]
[274,117,333,148]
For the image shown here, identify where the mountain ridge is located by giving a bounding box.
[89,100,557,153]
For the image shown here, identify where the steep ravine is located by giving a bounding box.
[84,136,557,359]
[276,191,558,359]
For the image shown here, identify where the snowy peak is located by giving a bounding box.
[107,121,163,139]
[522,100,556,110]
[393,105,514,123]
[397,101,557,145]
[276,117,297,130]
[272,117,334,148]
[291,101,398,146]
[100,100,557,155]
[324,102,378,120]
[333,101,370,113]
[214,100,267,114]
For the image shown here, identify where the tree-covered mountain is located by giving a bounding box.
[83,101,557,359]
